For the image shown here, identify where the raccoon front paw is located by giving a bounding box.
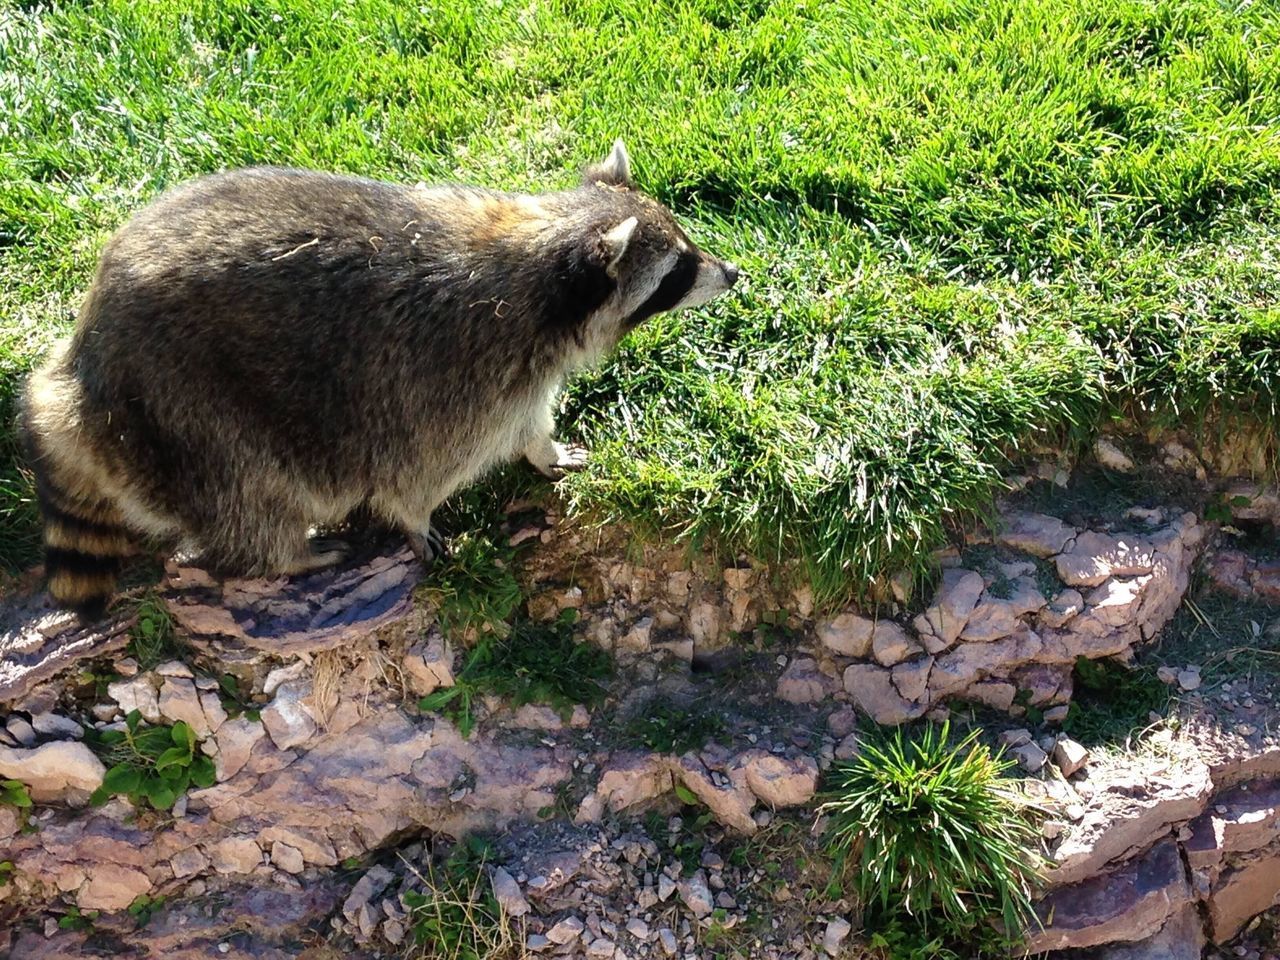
[530,441,590,480]
[407,524,447,566]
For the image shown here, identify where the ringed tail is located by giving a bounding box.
[18,395,132,622]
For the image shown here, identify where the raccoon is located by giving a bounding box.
[19,140,739,620]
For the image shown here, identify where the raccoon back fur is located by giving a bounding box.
[20,141,740,619]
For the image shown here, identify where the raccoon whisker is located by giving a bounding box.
[271,237,320,261]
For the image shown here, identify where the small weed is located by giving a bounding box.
[0,779,32,810]
[418,609,612,737]
[418,533,522,642]
[87,710,215,810]
[127,893,166,928]
[1061,656,1170,746]
[57,905,98,932]
[126,596,185,671]
[821,722,1041,958]
[620,697,728,755]
[0,861,14,887]
[403,835,519,960]
[217,672,261,722]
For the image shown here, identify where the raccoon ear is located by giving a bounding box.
[584,139,633,187]
[601,216,639,273]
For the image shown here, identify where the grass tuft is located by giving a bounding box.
[820,721,1042,958]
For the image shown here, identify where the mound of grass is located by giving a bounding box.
[4,0,1280,602]
[403,835,519,960]
[620,696,728,755]
[820,722,1042,958]
[1060,655,1171,746]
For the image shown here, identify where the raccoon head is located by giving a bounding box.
[570,140,740,353]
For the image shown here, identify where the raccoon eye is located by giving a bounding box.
[627,251,699,327]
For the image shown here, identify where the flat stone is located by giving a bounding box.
[169,846,209,879]
[776,657,838,704]
[0,740,105,802]
[270,841,306,875]
[1207,843,1280,943]
[592,752,673,814]
[158,677,212,738]
[960,577,1047,643]
[1088,903,1204,960]
[870,621,920,667]
[213,716,265,781]
[658,928,677,955]
[1040,589,1085,629]
[823,917,852,956]
[998,512,1077,558]
[491,866,530,917]
[844,663,927,726]
[107,676,161,724]
[1095,437,1136,472]
[260,680,317,751]
[342,865,395,923]
[674,755,756,834]
[1028,839,1190,952]
[1013,742,1048,773]
[78,862,152,912]
[209,836,263,875]
[740,752,819,807]
[30,713,84,740]
[402,632,455,697]
[547,916,585,944]
[1055,531,1157,588]
[815,612,875,658]
[678,870,713,918]
[1054,737,1090,778]
[965,680,1017,712]
[912,569,985,647]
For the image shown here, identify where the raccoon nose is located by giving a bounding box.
[722,261,740,286]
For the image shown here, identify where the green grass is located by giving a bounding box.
[4,0,1280,600]
[820,722,1042,958]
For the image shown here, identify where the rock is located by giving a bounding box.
[870,621,920,667]
[213,716,265,781]
[843,663,927,726]
[402,633,455,697]
[30,713,84,740]
[998,512,1077,558]
[688,602,721,647]
[491,866,530,917]
[1049,759,1213,886]
[547,916,585,944]
[78,862,152,911]
[912,569,985,647]
[1013,742,1048,773]
[270,842,305,875]
[834,733,860,760]
[679,870,714,918]
[1088,903,1205,960]
[823,917,852,956]
[5,715,36,747]
[617,616,654,654]
[1207,843,1280,944]
[0,741,105,801]
[385,919,407,946]
[158,677,212,737]
[816,612,875,658]
[999,728,1032,748]
[826,708,858,739]
[1055,531,1156,588]
[586,939,616,958]
[1028,839,1191,952]
[927,628,1043,699]
[890,656,933,702]
[1040,589,1085,629]
[343,865,395,922]
[593,753,673,814]
[961,577,1047,642]
[1044,704,1070,724]
[198,691,228,735]
[658,928,678,955]
[260,680,317,750]
[740,752,819,807]
[169,846,209,879]
[1054,737,1090,777]
[526,933,551,952]
[674,755,756,834]
[966,680,1017,712]
[625,918,649,941]
[1095,437,1135,472]
[209,836,263,875]
[776,657,838,704]
[107,676,161,724]
[1176,669,1201,692]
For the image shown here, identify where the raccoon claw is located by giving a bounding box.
[532,442,590,480]
[408,525,447,566]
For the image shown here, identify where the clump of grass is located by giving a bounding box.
[820,722,1042,958]
[1061,656,1170,746]
[620,697,728,755]
[418,609,613,737]
[402,835,520,960]
[0,779,32,810]
[125,595,185,671]
[418,533,523,643]
[86,710,215,810]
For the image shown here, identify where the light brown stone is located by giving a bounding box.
[998,511,1076,558]
[912,569,984,647]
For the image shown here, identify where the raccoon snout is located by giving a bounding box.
[721,261,741,286]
